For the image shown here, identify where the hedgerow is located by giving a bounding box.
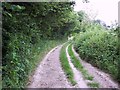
[2,2,74,88]
[74,25,119,82]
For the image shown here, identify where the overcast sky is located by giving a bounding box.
[74,0,119,26]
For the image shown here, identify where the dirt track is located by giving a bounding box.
[27,44,119,89]
[27,45,72,88]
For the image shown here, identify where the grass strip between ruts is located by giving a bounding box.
[60,43,77,86]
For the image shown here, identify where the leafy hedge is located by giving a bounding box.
[74,26,119,82]
[2,36,66,88]
[2,2,74,88]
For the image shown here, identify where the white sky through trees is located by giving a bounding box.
[74,0,119,26]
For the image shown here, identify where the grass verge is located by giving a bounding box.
[60,43,76,86]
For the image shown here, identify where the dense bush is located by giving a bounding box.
[74,25,119,82]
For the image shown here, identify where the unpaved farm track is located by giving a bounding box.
[27,45,72,88]
[27,44,120,89]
